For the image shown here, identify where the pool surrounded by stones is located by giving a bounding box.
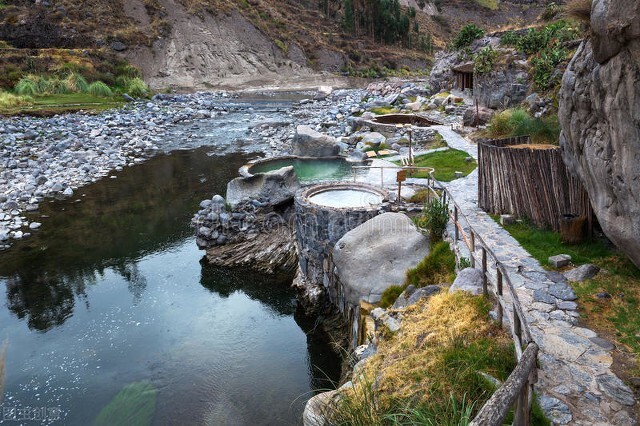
[308,188,384,209]
[245,156,364,183]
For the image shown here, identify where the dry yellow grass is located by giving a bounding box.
[334,292,515,423]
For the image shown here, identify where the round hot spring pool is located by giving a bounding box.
[246,156,365,183]
[371,114,439,127]
[303,183,387,209]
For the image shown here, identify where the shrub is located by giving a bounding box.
[125,77,150,98]
[452,24,484,49]
[416,198,450,241]
[406,241,456,287]
[64,72,89,93]
[473,46,498,74]
[45,78,70,95]
[499,30,520,47]
[14,77,38,96]
[531,46,568,90]
[88,81,114,97]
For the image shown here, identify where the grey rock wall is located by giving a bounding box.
[558,0,640,267]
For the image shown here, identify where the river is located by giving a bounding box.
[0,101,340,425]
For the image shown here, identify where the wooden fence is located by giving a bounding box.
[435,180,539,426]
[478,136,592,231]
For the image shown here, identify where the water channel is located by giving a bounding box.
[0,100,341,425]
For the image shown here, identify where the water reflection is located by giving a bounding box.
[0,148,251,331]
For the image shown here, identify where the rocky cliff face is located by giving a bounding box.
[124,0,313,89]
[558,0,640,267]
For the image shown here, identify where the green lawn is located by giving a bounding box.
[498,219,640,370]
[394,148,477,181]
[0,93,125,116]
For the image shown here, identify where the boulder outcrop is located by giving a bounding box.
[226,166,300,208]
[558,0,640,267]
[332,212,430,305]
[293,125,341,157]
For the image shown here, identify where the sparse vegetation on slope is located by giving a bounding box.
[330,292,516,425]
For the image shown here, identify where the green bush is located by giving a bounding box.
[64,72,89,93]
[46,78,70,95]
[125,77,150,98]
[406,241,456,287]
[473,46,498,74]
[14,77,38,96]
[452,24,484,49]
[415,198,450,241]
[88,81,114,97]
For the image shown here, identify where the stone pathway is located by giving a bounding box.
[435,127,637,425]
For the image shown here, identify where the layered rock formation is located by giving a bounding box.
[558,0,640,267]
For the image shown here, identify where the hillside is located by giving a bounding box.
[0,0,546,90]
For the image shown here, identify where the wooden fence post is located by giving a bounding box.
[470,231,476,268]
[482,247,488,296]
[497,268,504,327]
[454,206,459,242]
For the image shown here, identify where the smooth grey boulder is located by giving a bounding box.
[449,267,484,295]
[226,166,300,208]
[360,132,386,148]
[563,264,600,282]
[559,0,640,268]
[463,105,495,126]
[391,284,441,309]
[293,125,340,157]
[332,213,430,305]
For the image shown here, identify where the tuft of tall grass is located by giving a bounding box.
[488,108,560,144]
[14,77,38,96]
[88,81,114,97]
[64,72,89,93]
[0,91,33,108]
[124,77,150,98]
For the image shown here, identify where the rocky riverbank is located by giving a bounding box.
[1,78,466,248]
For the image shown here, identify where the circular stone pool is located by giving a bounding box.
[371,113,440,127]
[302,183,387,209]
[308,188,384,208]
[245,156,363,183]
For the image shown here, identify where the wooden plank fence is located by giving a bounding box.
[478,136,592,231]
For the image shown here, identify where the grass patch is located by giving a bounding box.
[330,292,516,425]
[379,285,405,309]
[406,241,456,287]
[0,93,124,116]
[394,148,477,181]
[497,219,640,369]
[475,0,498,10]
[94,381,157,426]
[0,91,33,108]
[369,106,397,115]
[487,108,560,144]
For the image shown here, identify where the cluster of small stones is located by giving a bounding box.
[191,194,268,249]
[439,129,637,424]
[245,79,467,163]
[0,91,240,247]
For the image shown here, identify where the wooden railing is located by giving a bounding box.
[349,163,539,425]
[429,174,539,426]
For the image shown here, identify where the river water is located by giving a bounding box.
[0,101,340,425]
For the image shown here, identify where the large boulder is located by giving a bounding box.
[463,105,495,126]
[449,267,484,295]
[558,0,640,268]
[293,125,340,157]
[226,166,300,208]
[332,213,430,305]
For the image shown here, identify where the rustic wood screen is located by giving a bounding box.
[478,136,592,231]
